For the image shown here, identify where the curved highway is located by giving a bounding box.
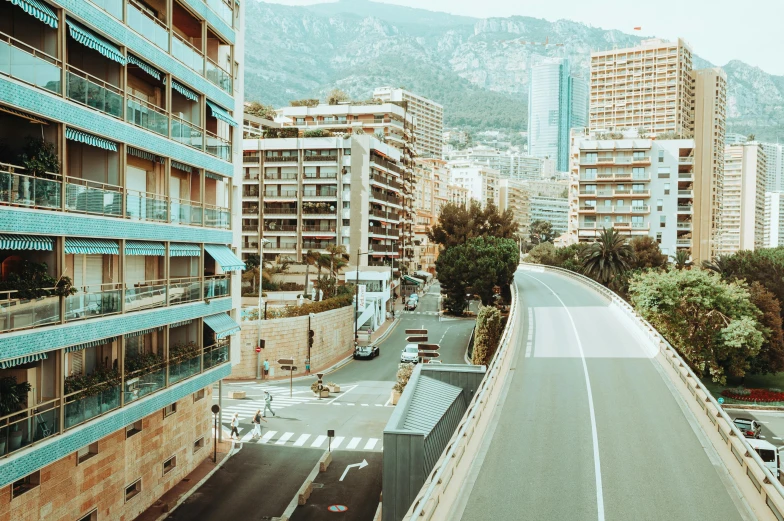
[457,268,751,521]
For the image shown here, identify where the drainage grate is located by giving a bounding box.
[182,478,191,482]
[312,483,324,489]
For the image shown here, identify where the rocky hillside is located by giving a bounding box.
[244,0,784,140]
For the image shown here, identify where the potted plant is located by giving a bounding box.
[310,381,330,398]
[0,376,32,452]
[326,382,340,393]
[391,363,414,405]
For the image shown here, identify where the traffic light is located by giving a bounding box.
[308,329,314,348]
[259,339,265,350]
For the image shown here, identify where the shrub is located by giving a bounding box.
[266,293,354,319]
[393,363,414,393]
[304,129,331,138]
[472,306,502,366]
[279,282,305,291]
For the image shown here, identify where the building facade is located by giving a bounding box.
[374,87,443,159]
[761,143,784,193]
[0,0,244,519]
[531,196,569,236]
[528,58,573,172]
[499,179,531,240]
[447,161,501,209]
[764,192,784,248]
[446,145,556,181]
[718,143,767,254]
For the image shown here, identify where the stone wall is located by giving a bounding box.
[0,386,213,521]
[233,306,354,380]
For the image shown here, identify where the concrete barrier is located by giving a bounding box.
[227,390,246,399]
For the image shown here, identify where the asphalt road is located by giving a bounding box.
[727,410,784,445]
[166,445,323,520]
[458,268,749,521]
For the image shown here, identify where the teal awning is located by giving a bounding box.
[205,172,224,181]
[403,275,423,285]
[65,337,115,353]
[125,241,165,256]
[171,160,194,173]
[65,238,119,255]
[66,128,117,152]
[204,244,245,272]
[0,234,53,251]
[203,313,241,339]
[66,20,126,65]
[169,79,198,102]
[206,100,239,127]
[8,0,58,28]
[170,243,200,257]
[0,352,47,369]
[169,319,192,328]
[128,146,163,163]
[127,54,161,81]
[125,326,163,338]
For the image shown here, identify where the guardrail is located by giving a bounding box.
[523,262,784,520]
[403,274,519,520]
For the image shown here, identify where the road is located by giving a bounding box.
[728,409,784,444]
[457,268,750,521]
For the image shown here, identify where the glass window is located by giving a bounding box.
[658,150,665,162]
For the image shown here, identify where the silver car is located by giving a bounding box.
[400,344,419,363]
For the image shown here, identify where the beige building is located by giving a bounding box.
[448,184,470,208]
[447,161,502,209]
[375,86,444,159]
[500,179,531,239]
[718,144,767,254]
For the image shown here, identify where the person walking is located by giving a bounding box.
[263,359,270,379]
[263,391,275,417]
[229,413,240,440]
[251,409,267,438]
[305,358,311,375]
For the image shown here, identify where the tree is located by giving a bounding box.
[245,254,261,270]
[325,244,348,279]
[719,249,784,322]
[701,255,731,276]
[245,101,277,120]
[628,269,763,383]
[580,228,635,285]
[428,200,517,248]
[526,242,556,265]
[327,88,349,105]
[629,236,667,270]
[670,250,692,270]
[303,250,319,298]
[472,306,502,366]
[529,219,554,245]
[747,282,784,375]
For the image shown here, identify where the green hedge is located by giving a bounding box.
[267,293,353,319]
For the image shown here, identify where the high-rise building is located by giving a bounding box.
[499,179,531,239]
[571,77,589,130]
[571,130,696,256]
[374,87,444,159]
[531,196,570,236]
[764,192,784,248]
[446,145,556,181]
[718,143,767,254]
[528,58,573,172]
[412,159,449,273]
[726,133,749,145]
[0,0,244,516]
[760,143,784,193]
[447,162,501,209]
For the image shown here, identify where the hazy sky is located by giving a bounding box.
[260,0,784,76]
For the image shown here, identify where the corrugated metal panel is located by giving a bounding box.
[423,393,466,474]
[401,376,462,435]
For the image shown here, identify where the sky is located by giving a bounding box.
[260,0,784,76]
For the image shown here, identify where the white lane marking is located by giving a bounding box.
[525,307,534,358]
[524,273,605,521]
[293,434,311,447]
[384,397,392,406]
[773,437,782,441]
[331,436,345,449]
[374,404,383,407]
[346,437,362,449]
[240,430,254,443]
[327,384,359,404]
[311,435,327,448]
[276,432,295,445]
[361,404,369,407]
[345,403,355,407]
[259,430,277,444]
[364,438,379,450]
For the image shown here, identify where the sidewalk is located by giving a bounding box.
[134,439,234,521]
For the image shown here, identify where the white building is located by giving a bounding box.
[764,192,784,248]
[760,143,784,193]
[344,270,391,334]
[447,161,501,208]
[446,145,555,181]
[718,143,767,254]
[374,86,444,159]
[531,196,569,235]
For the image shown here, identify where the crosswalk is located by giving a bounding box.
[226,427,382,452]
[402,311,439,316]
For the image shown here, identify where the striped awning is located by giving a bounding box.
[203,313,241,339]
[125,326,163,338]
[206,100,239,127]
[65,337,115,353]
[128,146,163,164]
[0,104,48,125]
[0,234,53,251]
[205,172,224,181]
[66,20,126,65]
[0,352,47,369]
[170,243,200,257]
[171,160,194,173]
[169,319,192,328]
[8,0,58,28]
[204,244,245,272]
[403,275,424,285]
[127,54,161,81]
[170,79,198,102]
[125,241,165,256]
[65,238,119,255]
[66,128,117,152]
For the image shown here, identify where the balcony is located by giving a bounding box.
[302,241,335,251]
[265,190,298,201]
[126,95,169,137]
[578,206,597,213]
[302,188,338,201]
[263,207,298,216]
[0,31,61,94]
[172,114,204,151]
[677,190,694,198]
[265,156,298,164]
[630,205,650,213]
[126,189,168,223]
[677,205,693,214]
[302,225,336,232]
[679,157,694,165]
[369,226,400,237]
[127,0,169,51]
[632,156,652,165]
[205,130,231,162]
[66,66,123,119]
[676,239,692,247]
[171,198,204,226]
[206,57,232,95]
[172,32,204,74]
[677,223,692,231]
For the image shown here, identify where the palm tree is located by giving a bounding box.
[325,244,348,279]
[303,250,319,298]
[671,250,692,270]
[701,255,730,275]
[580,227,635,285]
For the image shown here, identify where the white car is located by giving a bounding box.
[400,344,419,364]
[747,438,782,478]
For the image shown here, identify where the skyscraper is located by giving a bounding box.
[760,143,784,192]
[571,76,589,130]
[374,87,444,159]
[528,58,572,172]
[718,143,767,254]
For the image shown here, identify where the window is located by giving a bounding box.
[656,199,663,211]
[125,479,141,502]
[194,437,205,454]
[126,420,142,439]
[163,402,177,418]
[657,167,670,178]
[12,471,40,499]
[664,183,670,195]
[632,167,646,179]
[633,151,645,160]
[193,389,205,402]
[660,215,666,228]
[656,232,662,244]
[586,152,598,162]
[77,442,99,464]
[603,200,612,207]
[77,509,97,521]
[584,168,597,179]
[343,148,351,155]
[658,150,665,163]
[163,456,177,475]
[632,200,644,207]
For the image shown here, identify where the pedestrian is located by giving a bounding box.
[263,391,276,417]
[305,358,311,375]
[263,359,270,379]
[229,413,240,440]
[251,409,267,438]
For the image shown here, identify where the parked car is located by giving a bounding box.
[733,417,762,439]
[354,345,380,360]
[400,344,419,364]
[747,438,782,478]
[405,297,418,310]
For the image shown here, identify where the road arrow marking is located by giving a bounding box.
[340,459,369,481]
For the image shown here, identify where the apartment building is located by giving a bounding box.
[446,145,556,181]
[242,135,404,270]
[411,159,448,273]
[499,179,531,239]
[531,196,569,236]
[374,87,444,159]
[572,131,696,256]
[718,143,767,254]
[764,192,784,248]
[447,161,501,209]
[447,183,470,208]
[0,0,244,519]
[761,143,784,193]
[528,58,575,172]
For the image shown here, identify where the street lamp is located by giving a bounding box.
[211,404,220,462]
[354,248,373,345]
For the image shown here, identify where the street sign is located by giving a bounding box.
[407,335,428,343]
[358,284,366,308]
[278,358,294,365]
[419,351,440,359]
[405,329,428,335]
[255,346,262,353]
[280,365,297,371]
[718,397,725,405]
[418,343,440,351]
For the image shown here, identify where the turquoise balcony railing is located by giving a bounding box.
[171,115,204,151]
[205,130,231,161]
[124,356,167,403]
[0,164,61,210]
[168,276,203,305]
[204,203,230,229]
[204,342,229,370]
[0,288,60,333]
[126,95,169,137]
[172,32,204,74]
[204,275,229,299]
[65,283,123,322]
[170,197,204,225]
[206,57,232,94]
[64,383,121,430]
[66,66,123,119]
[204,0,234,26]
[65,177,123,217]
[125,279,168,312]
[168,353,202,385]
[0,32,61,93]
[0,398,60,458]
[126,189,168,222]
[127,0,169,51]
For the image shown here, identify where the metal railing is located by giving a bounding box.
[203,0,234,26]
[206,57,232,94]
[0,164,61,210]
[0,31,61,94]
[205,129,231,161]
[66,65,123,119]
[171,31,204,73]
[127,0,169,51]
[126,94,168,136]
[171,114,204,151]
[126,189,168,222]
[65,177,123,217]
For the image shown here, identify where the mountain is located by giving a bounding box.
[243,0,784,141]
